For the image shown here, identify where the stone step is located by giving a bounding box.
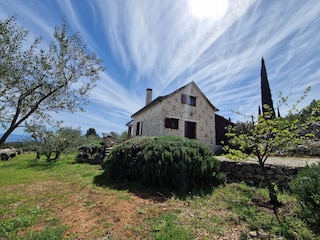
[105,147,113,156]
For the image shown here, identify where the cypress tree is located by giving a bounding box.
[277,108,281,118]
[261,57,275,117]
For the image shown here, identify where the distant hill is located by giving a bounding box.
[1,134,29,143]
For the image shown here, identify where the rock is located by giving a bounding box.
[249,230,258,237]
[0,148,17,160]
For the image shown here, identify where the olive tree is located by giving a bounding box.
[0,17,105,145]
[25,122,83,161]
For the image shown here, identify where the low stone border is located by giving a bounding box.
[219,160,301,189]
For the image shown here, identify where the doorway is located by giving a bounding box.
[184,121,196,139]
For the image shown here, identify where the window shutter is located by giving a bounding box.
[172,119,179,129]
[190,96,196,106]
[136,122,140,135]
[165,118,171,128]
[181,94,187,104]
[140,121,143,135]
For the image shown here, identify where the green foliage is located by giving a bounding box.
[152,213,194,240]
[287,99,320,124]
[290,163,320,233]
[24,124,84,161]
[0,153,101,239]
[75,143,105,165]
[0,207,45,238]
[1,154,318,239]
[0,16,104,145]
[85,128,98,137]
[213,183,317,239]
[224,121,254,156]
[119,131,129,140]
[102,136,225,193]
[105,131,128,141]
[84,134,102,145]
[226,106,302,163]
[21,226,67,240]
[225,90,314,205]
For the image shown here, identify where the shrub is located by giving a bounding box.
[102,136,225,193]
[290,162,320,233]
[75,143,105,165]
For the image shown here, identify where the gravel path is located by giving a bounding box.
[217,156,320,168]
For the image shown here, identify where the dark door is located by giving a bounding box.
[184,121,196,139]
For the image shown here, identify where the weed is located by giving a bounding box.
[21,226,67,240]
[152,213,194,240]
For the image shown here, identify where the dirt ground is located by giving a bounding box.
[28,181,162,239]
[11,156,320,239]
[16,180,250,239]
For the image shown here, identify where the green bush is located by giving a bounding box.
[290,163,320,233]
[102,136,225,192]
[75,143,105,165]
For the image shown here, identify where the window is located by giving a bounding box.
[136,121,143,135]
[181,94,196,106]
[165,118,179,129]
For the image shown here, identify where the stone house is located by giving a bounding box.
[127,81,229,151]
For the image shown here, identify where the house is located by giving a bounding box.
[127,81,227,151]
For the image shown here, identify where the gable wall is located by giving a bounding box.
[132,102,164,136]
[132,83,216,149]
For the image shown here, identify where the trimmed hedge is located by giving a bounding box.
[102,136,225,192]
[290,163,320,233]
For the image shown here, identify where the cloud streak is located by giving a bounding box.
[1,0,319,135]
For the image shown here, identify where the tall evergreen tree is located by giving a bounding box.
[261,57,275,117]
[277,108,281,118]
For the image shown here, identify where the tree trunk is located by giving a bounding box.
[258,158,280,206]
[36,151,41,160]
[0,126,16,146]
[45,151,52,162]
[54,151,61,160]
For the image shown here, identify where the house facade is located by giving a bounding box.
[128,81,220,150]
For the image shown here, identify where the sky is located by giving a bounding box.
[1,0,319,137]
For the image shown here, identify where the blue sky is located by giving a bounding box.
[1,0,319,137]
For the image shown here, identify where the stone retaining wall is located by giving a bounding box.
[219,160,303,189]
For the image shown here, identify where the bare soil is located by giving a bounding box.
[7,156,319,239]
[19,181,160,239]
[13,180,254,239]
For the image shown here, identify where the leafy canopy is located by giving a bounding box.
[0,16,105,145]
[225,88,313,206]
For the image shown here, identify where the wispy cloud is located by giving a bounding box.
[94,0,255,88]
[1,0,319,135]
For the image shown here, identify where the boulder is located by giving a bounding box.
[0,148,17,160]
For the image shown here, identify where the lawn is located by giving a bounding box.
[0,153,318,239]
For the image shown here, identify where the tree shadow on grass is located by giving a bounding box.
[17,159,57,171]
[93,171,217,203]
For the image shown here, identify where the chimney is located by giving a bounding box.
[145,88,152,105]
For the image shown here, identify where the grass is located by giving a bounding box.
[0,153,319,239]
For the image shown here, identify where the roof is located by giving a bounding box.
[126,119,133,126]
[131,81,219,117]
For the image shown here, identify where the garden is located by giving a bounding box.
[1,136,319,239]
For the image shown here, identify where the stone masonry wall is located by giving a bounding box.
[219,160,302,189]
[132,83,217,149]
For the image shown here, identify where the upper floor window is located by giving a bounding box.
[181,94,196,106]
[165,118,179,129]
